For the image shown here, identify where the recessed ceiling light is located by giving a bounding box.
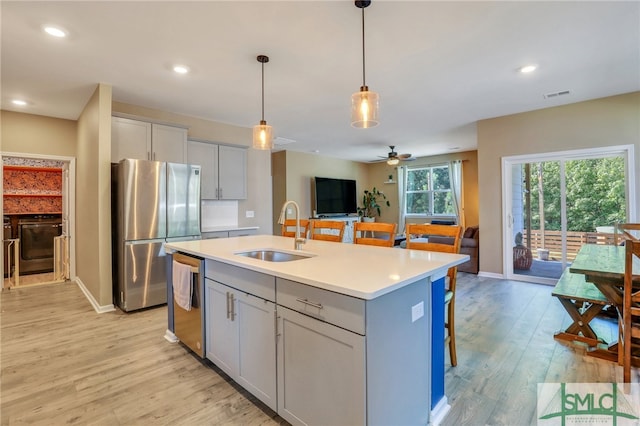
[519,65,537,74]
[43,26,67,38]
[173,65,189,74]
[12,99,27,106]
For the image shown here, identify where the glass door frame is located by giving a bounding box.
[501,144,636,285]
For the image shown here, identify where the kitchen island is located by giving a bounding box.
[165,235,468,426]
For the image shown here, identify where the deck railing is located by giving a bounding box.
[521,230,615,261]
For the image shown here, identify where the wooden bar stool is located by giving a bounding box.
[309,220,345,242]
[281,219,309,239]
[353,222,396,247]
[406,223,463,366]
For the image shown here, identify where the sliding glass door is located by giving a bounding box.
[503,147,634,284]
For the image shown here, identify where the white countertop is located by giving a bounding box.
[165,235,468,300]
[201,226,259,233]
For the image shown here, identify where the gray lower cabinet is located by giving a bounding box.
[203,259,431,425]
[204,262,277,412]
[201,229,258,240]
[276,277,366,425]
[277,306,365,426]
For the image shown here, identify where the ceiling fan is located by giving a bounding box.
[373,146,415,165]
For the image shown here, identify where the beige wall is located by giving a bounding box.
[76,84,113,307]
[477,92,640,275]
[272,151,287,233]
[112,102,272,234]
[271,151,369,233]
[1,110,77,156]
[271,150,480,235]
[367,151,479,229]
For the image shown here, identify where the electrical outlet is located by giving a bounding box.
[287,208,293,215]
[411,301,424,323]
[245,210,255,218]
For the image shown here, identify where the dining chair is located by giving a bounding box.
[614,223,640,245]
[619,236,640,383]
[281,219,310,239]
[309,220,345,242]
[406,223,463,366]
[353,222,397,247]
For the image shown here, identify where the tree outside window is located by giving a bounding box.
[405,165,455,216]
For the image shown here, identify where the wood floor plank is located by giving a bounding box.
[2,274,638,426]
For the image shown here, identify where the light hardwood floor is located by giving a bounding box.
[1,274,636,425]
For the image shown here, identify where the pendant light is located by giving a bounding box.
[253,55,273,150]
[351,0,379,128]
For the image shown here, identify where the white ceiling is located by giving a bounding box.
[2,1,639,163]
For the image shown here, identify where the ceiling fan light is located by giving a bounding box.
[252,120,273,150]
[351,87,379,128]
[387,157,399,166]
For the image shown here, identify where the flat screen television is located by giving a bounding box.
[313,177,357,216]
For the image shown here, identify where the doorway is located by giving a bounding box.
[2,153,75,289]
[502,145,636,285]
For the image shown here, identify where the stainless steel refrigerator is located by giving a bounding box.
[114,159,201,311]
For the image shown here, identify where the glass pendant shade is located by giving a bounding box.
[252,120,273,150]
[351,86,379,128]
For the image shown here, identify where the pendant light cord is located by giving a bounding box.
[261,61,265,121]
[361,6,366,87]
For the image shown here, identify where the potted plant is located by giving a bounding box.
[357,187,390,221]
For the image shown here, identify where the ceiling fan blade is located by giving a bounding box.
[398,153,412,159]
[401,157,416,162]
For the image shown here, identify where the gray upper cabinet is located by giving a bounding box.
[187,140,247,200]
[111,116,187,164]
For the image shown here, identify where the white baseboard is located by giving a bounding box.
[430,396,451,426]
[75,277,116,314]
[478,271,503,279]
[164,329,178,343]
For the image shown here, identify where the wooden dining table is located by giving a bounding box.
[569,243,640,363]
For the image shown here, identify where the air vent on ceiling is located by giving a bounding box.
[274,137,296,146]
[543,90,571,99]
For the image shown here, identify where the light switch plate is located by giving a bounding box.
[245,210,255,218]
[411,301,424,323]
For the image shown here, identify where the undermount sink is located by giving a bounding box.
[235,250,311,262]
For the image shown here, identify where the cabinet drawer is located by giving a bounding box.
[206,260,275,302]
[228,229,257,237]
[201,231,229,239]
[276,278,365,335]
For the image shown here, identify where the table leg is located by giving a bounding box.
[553,297,607,347]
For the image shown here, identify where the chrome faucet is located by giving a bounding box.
[278,200,306,250]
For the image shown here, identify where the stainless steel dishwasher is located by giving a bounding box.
[170,252,205,357]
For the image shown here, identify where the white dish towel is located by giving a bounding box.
[172,260,193,311]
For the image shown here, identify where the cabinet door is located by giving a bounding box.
[236,293,277,411]
[205,280,238,377]
[151,124,187,163]
[111,117,151,162]
[228,229,257,237]
[277,306,366,426]
[218,145,247,199]
[187,140,219,200]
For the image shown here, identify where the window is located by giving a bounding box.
[405,165,455,216]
